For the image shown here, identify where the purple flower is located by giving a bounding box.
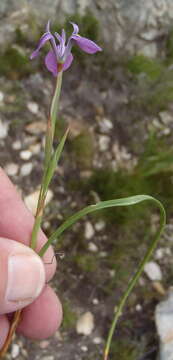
[30,21,102,76]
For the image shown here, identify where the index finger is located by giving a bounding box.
[0,167,56,281]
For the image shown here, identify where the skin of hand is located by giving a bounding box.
[0,167,62,348]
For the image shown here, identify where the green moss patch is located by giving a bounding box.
[69,130,95,169]
[127,55,164,81]
[0,46,32,78]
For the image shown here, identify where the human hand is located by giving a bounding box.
[0,167,62,348]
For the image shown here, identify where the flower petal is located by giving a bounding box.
[70,22,79,35]
[30,32,53,59]
[46,20,50,32]
[61,29,66,43]
[72,35,102,54]
[63,53,74,71]
[45,50,58,76]
[54,32,66,58]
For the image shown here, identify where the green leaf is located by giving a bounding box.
[38,194,166,360]
[39,195,165,256]
[42,128,69,195]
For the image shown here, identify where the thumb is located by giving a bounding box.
[0,237,45,314]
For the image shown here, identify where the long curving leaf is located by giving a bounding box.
[39,195,165,257]
[38,194,166,360]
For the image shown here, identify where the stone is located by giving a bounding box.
[162,128,171,136]
[24,189,53,215]
[20,150,32,160]
[27,101,39,114]
[76,311,94,335]
[159,111,173,125]
[0,119,8,139]
[29,142,41,154]
[88,242,98,252]
[98,135,110,152]
[155,289,173,360]
[139,42,158,58]
[39,340,50,349]
[11,344,20,358]
[93,337,102,344]
[152,281,166,296]
[20,162,33,177]
[81,345,88,352]
[84,221,95,239]
[4,163,19,176]
[98,118,113,133]
[92,298,99,305]
[0,91,4,103]
[12,140,22,150]
[95,220,105,231]
[140,29,160,41]
[144,261,162,281]
[25,121,47,135]
[136,304,142,312]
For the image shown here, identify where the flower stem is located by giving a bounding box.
[30,72,63,250]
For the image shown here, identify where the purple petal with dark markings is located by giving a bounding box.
[30,32,53,59]
[63,53,74,71]
[45,50,58,76]
[71,35,102,54]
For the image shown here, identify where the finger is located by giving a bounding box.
[0,238,45,314]
[0,315,9,348]
[17,285,62,339]
[0,167,56,281]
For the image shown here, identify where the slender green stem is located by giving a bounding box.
[104,198,166,360]
[30,72,63,250]
[44,71,63,169]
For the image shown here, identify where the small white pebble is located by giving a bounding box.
[20,150,32,160]
[95,220,105,231]
[5,163,19,176]
[11,344,20,358]
[98,135,110,151]
[29,142,41,154]
[0,119,8,139]
[20,162,33,176]
[99,251,108,258]
[39,340,50,349]
[0,91,4,102]
[99,118,113,133]
[12,140,22,150]
[27,101,39,114]
[93,337,102,344]
[162,127,171,136]
[109,269,116,278]
[76,312,94,335]
[81,345,88,352]
[21,348,28,357]
[43,221,51,230]
[144,261,162,281]
[88,242,98,252]
[92,298,99,305]
[136,304,142,312]
[155,248,164,260]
